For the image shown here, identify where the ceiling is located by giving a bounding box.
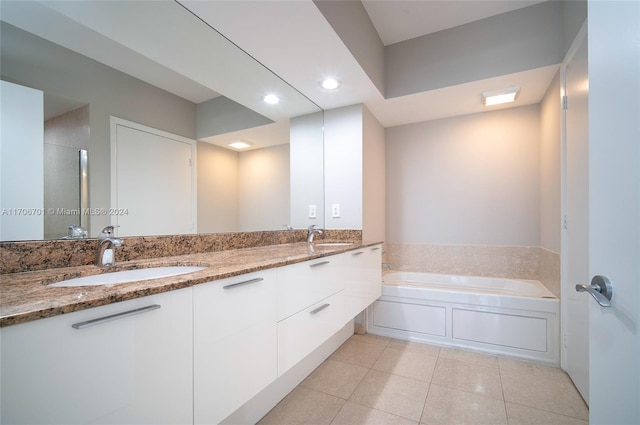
[191,0,559,128]
[2,0,560,146]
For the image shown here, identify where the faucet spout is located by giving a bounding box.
[306,224,324,243]
[96,225,123,267]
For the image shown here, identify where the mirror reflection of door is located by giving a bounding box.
[111,117,197,237]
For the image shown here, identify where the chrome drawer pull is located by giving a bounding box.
[310,303,330,315]
[371,247,381,251]
[72,304,161,329]
[310,261,330,268]
[223,277,264,290]
[352,251,364,256]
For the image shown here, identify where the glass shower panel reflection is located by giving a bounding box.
[43,145,87,239]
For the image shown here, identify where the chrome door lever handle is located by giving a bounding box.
[576,275,613,307]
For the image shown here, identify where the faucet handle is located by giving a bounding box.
[99,225,120,239]
[307,224,317,231]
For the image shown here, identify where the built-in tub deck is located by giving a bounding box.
[367,272,559,365]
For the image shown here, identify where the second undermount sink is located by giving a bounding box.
[314,242,356,247]
[48,266,207,288]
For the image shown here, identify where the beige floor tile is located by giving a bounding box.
[331,339,386,368]
[351,333,392,347]
[350,369,430,421]
[387,339,441,357]
[501,370,589,420]
[372,347,437,382]
[420,384,508,425]
[438,347,499,368]
[505,402,589,425]
[301,359,369,399]
[331,401,419,425]
[257,386,345,425]
[498,357,571,383]
[431,357,504,400]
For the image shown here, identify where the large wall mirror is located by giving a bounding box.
[0,0,324,242]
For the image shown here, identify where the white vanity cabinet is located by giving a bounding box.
[193,270,277,425]
[341,244,383,322]
[276,246,382,375]
[0,287,193,425]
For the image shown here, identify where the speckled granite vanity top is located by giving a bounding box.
[0,241,378,327]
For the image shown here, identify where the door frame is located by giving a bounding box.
[560,21,587,373]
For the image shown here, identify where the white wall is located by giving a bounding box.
[197,142,239,233]
[198,143,290,233]
[324,104,363,230]
[290,112,324,229]
[540,71,562,252]
[0,81,44,241]
[363,106,386,242]
[238,145,290,232]
[386,104,541,246]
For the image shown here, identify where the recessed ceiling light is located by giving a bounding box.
[228,140,252,150]
[481,86,520,106]
[321,78,340,90]
[263,94,279,104]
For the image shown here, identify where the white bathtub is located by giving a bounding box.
[367,272,559,365]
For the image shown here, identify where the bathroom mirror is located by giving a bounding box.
[0,0,323,241]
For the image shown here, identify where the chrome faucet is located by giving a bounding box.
[96,225,123,267]
[306,224,324,243]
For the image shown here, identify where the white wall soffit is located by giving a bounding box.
[1,1,319,121]
[200,119,291,151]
[370,65,559,128]
[0,0,218,104]
[362,0,547,46]
[179,0,384,112]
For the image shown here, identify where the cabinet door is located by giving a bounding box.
[0,288,193,425]
[277,291,345,376]
[343,244,382,320]
[194,270,277,425]
[276,255,345,321]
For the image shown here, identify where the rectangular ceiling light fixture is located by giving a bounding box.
[481,86,520,106]
[228,140,252,149]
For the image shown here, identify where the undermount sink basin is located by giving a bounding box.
[48,266,206,288]
[314,242,355,247]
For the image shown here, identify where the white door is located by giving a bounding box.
[585,2,639,423]
[563,28,590,401]
[111,117,196,236]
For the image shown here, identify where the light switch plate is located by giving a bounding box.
[308,204,317,219]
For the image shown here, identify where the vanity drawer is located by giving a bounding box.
[277,291,345,376]
[276,255,345,321]
[193,269,276,340]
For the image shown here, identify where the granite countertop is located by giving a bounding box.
[0,241,380,328]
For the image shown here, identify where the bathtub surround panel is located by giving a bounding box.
[385,243,538,279]
[539,247,561,299]
[0,229,362,275]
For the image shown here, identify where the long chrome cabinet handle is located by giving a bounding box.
[310,303,330,315]
[310,261,330,268]
[72,304,161,329]
[223,277,264,290]
[371,247,381,251]
[352,251,364,256]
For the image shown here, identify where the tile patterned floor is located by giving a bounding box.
[258,334,589,425]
